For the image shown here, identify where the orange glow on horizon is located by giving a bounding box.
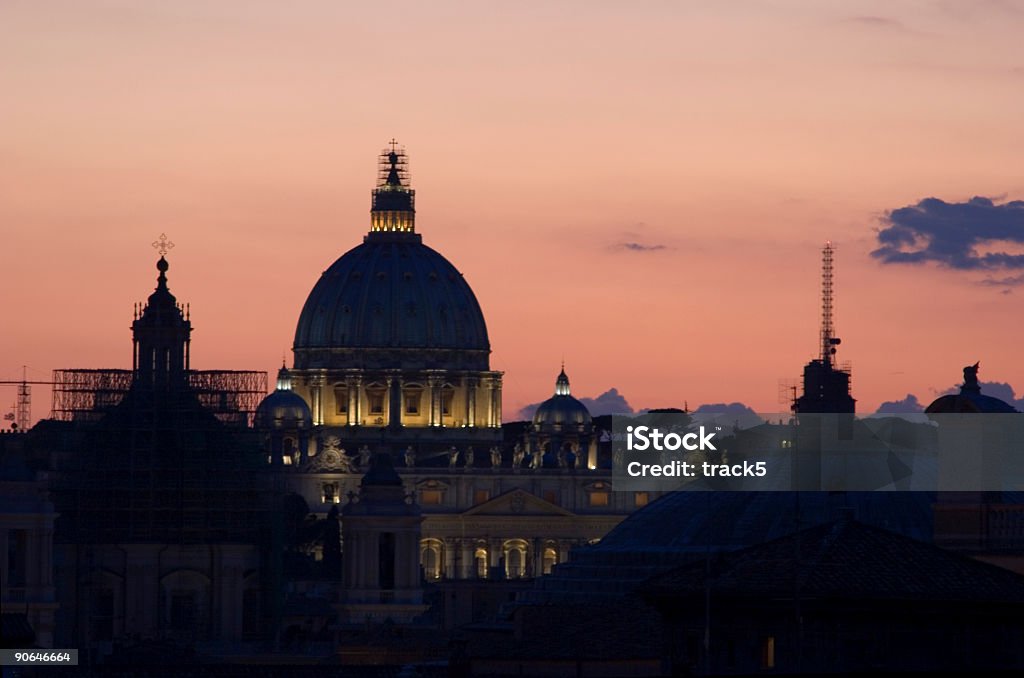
[2,1,1023,424]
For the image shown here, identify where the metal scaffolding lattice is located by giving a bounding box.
[51,368,268,426]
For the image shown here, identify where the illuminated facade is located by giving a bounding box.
[261,145,646,594]
[290,144,503,453]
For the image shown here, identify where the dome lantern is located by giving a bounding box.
[370,139,416,235]
[555,364,571,396]
[276,363,293,391]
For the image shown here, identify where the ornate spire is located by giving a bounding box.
[132,253,192,391]
[369,140,416,235]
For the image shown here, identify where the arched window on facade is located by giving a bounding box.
[420,539,443,580]
[542,546,558,575]
[503,539,528,579]
[474,547,488,579]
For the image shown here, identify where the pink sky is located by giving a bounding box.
[2,1,1024,423]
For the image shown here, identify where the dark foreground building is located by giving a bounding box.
[641,516,1024,675]
[43,257,274,659]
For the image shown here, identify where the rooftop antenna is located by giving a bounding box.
[820,241,841,367]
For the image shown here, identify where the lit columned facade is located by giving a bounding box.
[289,143,503,453]
[255,144,648,615]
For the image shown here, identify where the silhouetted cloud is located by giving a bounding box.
[876,394,925,414]
[694,402,758,417]
[517,387,634,420]
[613,242,668,252]
[693,402,763,428]
[938,380,1024,411]
[580,388,634,416]
[872,196,1024,273]
[885,380,1024,414]
[979,273,1024,287]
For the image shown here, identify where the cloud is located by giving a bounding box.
[612,241,668,252]
[888,379,1024,414]
[516,387,635,420]
[876,394,925,414]
[580,388,634,416]
[872,196,1024,272]
[692,402,763,428]
[694,402,758,417]
[979,273,1024,287]
[938,380,1024,411]
[845,15,907,30]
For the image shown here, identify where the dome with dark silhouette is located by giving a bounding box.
[293,146,489,371]
[521,491,936,604]
[925,362,1018,414]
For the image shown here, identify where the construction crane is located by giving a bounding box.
[0,367,57,430]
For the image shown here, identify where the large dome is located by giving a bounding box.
[293,145,491,371]
[294,232,490,370]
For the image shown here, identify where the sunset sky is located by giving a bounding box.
[3,1,1024,424]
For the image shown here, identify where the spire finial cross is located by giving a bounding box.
[152,233,175,257]
[389,138,398,153]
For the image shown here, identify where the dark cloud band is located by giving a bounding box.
[872,196,1024,272]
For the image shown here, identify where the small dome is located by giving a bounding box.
[533,367,592,431]
[925,393,1017,414]
[255,367,312,430]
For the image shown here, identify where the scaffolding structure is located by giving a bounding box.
[51,368,268,426]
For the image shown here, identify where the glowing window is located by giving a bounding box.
[634,492,650,508]
[473,489,490,505]
[505,547,524,578]
[589,491,610,507]
[421,544,441,580]
[542,547,558,575]
[404,391,421,415]
[475,548,488,578]
[421,490,443,505]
